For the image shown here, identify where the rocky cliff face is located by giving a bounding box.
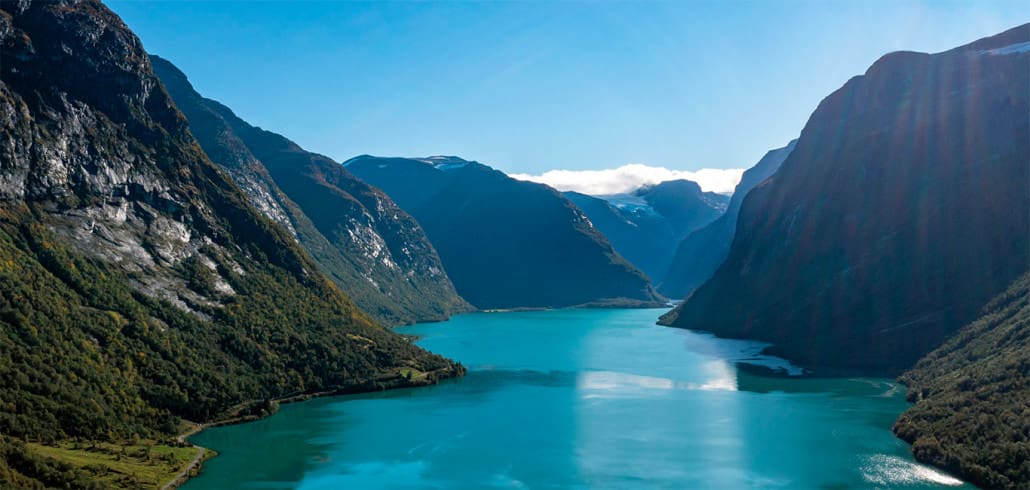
[659,140,795,299]
[0,3,459,484]
[346,156,665,309]
[149,56,468,325]
[1,1,240,306]
[661,24,1030,374]
[565,180,728,282]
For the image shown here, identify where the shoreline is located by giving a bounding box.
[655,322,912,379]
[657,322,972,487]
[477,302,673,314]
[164,313,971,490]
[390,302,672,327]
[169,307,665,486]
[162,365,465,489]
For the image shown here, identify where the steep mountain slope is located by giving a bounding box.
[893,272,1029,489]
[0,1,459,486]
[659,140,796,298]
[345,156,665,309]
[564,180,728,281]
[661,24,1030,374]
[150,56,467,326]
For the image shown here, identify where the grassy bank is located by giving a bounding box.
[1,364,464,489]
[1,439,205,490]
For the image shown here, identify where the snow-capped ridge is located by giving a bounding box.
[345,155,475,171]
[980,40,1030,55]
[597,193,659,216]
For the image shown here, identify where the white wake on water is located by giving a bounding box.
[861,455,964,487]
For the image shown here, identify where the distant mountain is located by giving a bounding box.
[564,180,729,281]
[0,1,459,487]
[659,140,796,299]
[894,272,1029,490]
[345,156,665,309]
[150,56,468,326]
[661,24,1030,374]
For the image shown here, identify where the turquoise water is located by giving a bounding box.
[186,309,967,489]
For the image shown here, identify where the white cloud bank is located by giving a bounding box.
[509,164,745,195]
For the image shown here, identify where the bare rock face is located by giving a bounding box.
[150,55,468,325]
[0,3,460,480]
[0,0,223,315]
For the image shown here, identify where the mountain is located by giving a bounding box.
[660,24,1030,374]
[0,1,459,486]
[345,156,665,309]
[893,272,1029,489]
[564,180,729,281]
[149,56,468,326]
[659,140,796,299]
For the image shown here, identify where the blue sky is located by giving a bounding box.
[109,1,1027,175]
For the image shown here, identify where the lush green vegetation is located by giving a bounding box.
[0,435,204,489]
[0,207,459,487]
[1,436,104,490]
[894,272,1030,489]
[0,2,462,487]
[28,440,202,489]
[0,205,457,437]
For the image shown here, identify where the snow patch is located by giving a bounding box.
[414,156,470,171]
[434,162,468,171]
[597,193,657,216]
[980,40,1030,55]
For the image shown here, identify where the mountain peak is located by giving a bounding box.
[568,175,730,281]
[346,155,664,309]
[636,179,704,197]
[150,58,469,326]
[664,21,1029,375]
[954,22,1030,53]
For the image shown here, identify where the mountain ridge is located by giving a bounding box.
[659,140,796,299]
[0,2,460,486]
[564,179,728,281]
[150,55,469,326]
[661,23,1030,374]
[345,155,666,309]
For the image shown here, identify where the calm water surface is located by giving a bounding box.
[186,308,967,489]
